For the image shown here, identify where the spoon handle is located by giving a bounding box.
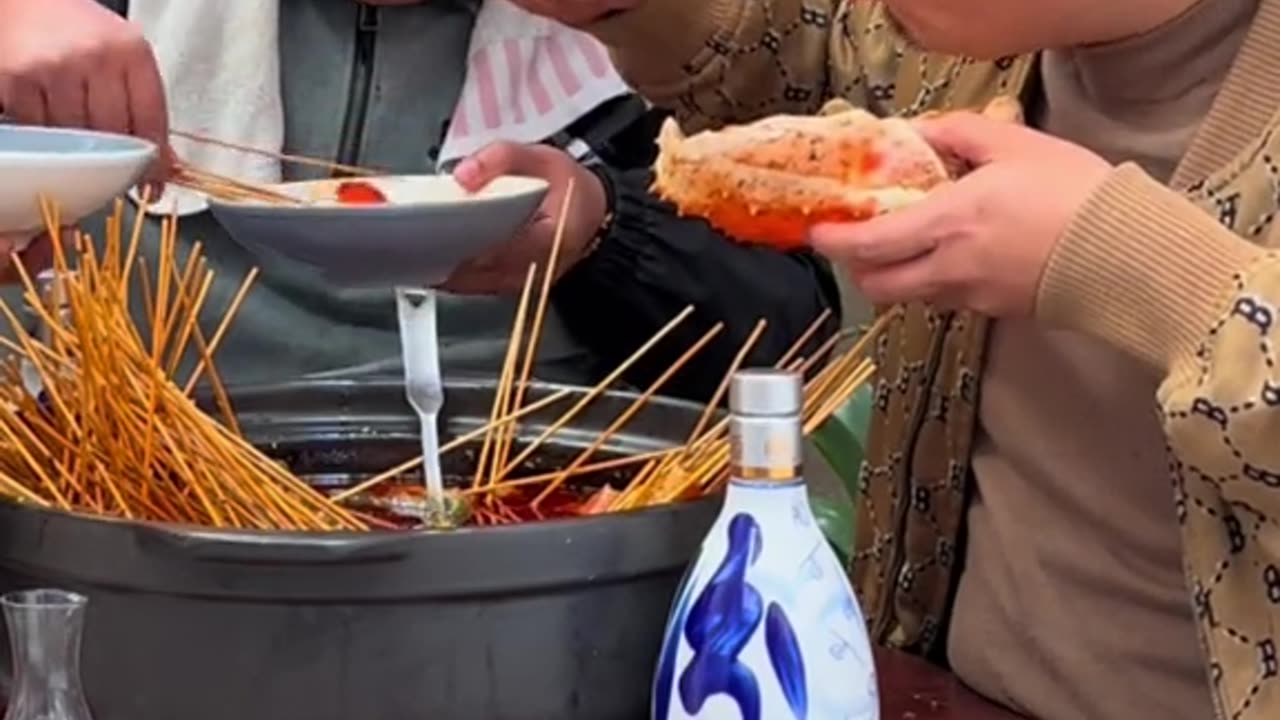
[395,286,445,503]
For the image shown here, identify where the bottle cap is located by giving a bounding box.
[729,369,803,417]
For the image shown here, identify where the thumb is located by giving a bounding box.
[914,112,1030,168]
[453,141,554,193]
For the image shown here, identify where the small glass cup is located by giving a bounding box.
[2,589,93,720]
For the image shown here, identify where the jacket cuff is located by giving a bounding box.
[1037,163,1266,371]
[555,164,629,295]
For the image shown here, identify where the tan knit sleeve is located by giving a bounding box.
[1036,163,1280,715]
[587,0,843,131]
[1035,164,1279,440]
[1037,165,1263,372]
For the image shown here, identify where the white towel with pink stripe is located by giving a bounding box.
[437,0,632,167]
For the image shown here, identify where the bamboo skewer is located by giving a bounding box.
[495,181,575,476]
[471,264,539,492]
[492,305,695,482]
[602,314,891,514]
[328,387,575,504]
[776,308,833,369]
[686,319,766,445]
[459,449,677,497]
[169,163,303,206]
[170,130,380,178]
[533,322,725,508]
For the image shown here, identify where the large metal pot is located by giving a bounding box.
[0,379,718,720]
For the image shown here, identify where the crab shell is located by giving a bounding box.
[651,97,1022,250]
[651,100,948,250]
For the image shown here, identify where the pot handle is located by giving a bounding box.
[131,523,415,566]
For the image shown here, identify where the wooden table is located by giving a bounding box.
[876,647,1026,719]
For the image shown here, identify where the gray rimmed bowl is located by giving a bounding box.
[208,174,549,287]
[0,124,156,235]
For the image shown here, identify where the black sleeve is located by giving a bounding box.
[551,162,842,404]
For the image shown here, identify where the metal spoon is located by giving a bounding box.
[395,286,458,528]
[21,270,69,397]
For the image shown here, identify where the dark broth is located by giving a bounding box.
[271,441,644,530]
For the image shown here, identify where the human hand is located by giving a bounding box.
[499,0,641,27]
[0,233,54,285]
[0,0,174,184]
[444,142,608,295]
[808,112,1111,317]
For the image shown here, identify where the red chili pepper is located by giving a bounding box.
[335,180,388,205]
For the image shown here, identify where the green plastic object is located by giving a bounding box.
[810,384,874,564]
[810,495,855,566]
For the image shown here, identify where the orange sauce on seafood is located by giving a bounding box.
[694,201,882,250]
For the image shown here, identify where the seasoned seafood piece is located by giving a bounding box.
[652,97,1021,249]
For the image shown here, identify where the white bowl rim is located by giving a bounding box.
[0,124,157,162]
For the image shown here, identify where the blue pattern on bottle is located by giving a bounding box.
[678,513,764,720]
[765,602,808,718]
[653,565,697,720]
[652,481,878,719]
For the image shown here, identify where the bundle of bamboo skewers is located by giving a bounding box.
[0,198,365,530]
[165,129,378,206]
[0,186,882,532]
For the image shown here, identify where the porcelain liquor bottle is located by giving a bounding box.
[652,369,879,720]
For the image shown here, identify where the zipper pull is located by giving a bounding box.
[357,4,380,32]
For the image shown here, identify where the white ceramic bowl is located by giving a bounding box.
[0,124,156,235]
[208,174,550,288]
